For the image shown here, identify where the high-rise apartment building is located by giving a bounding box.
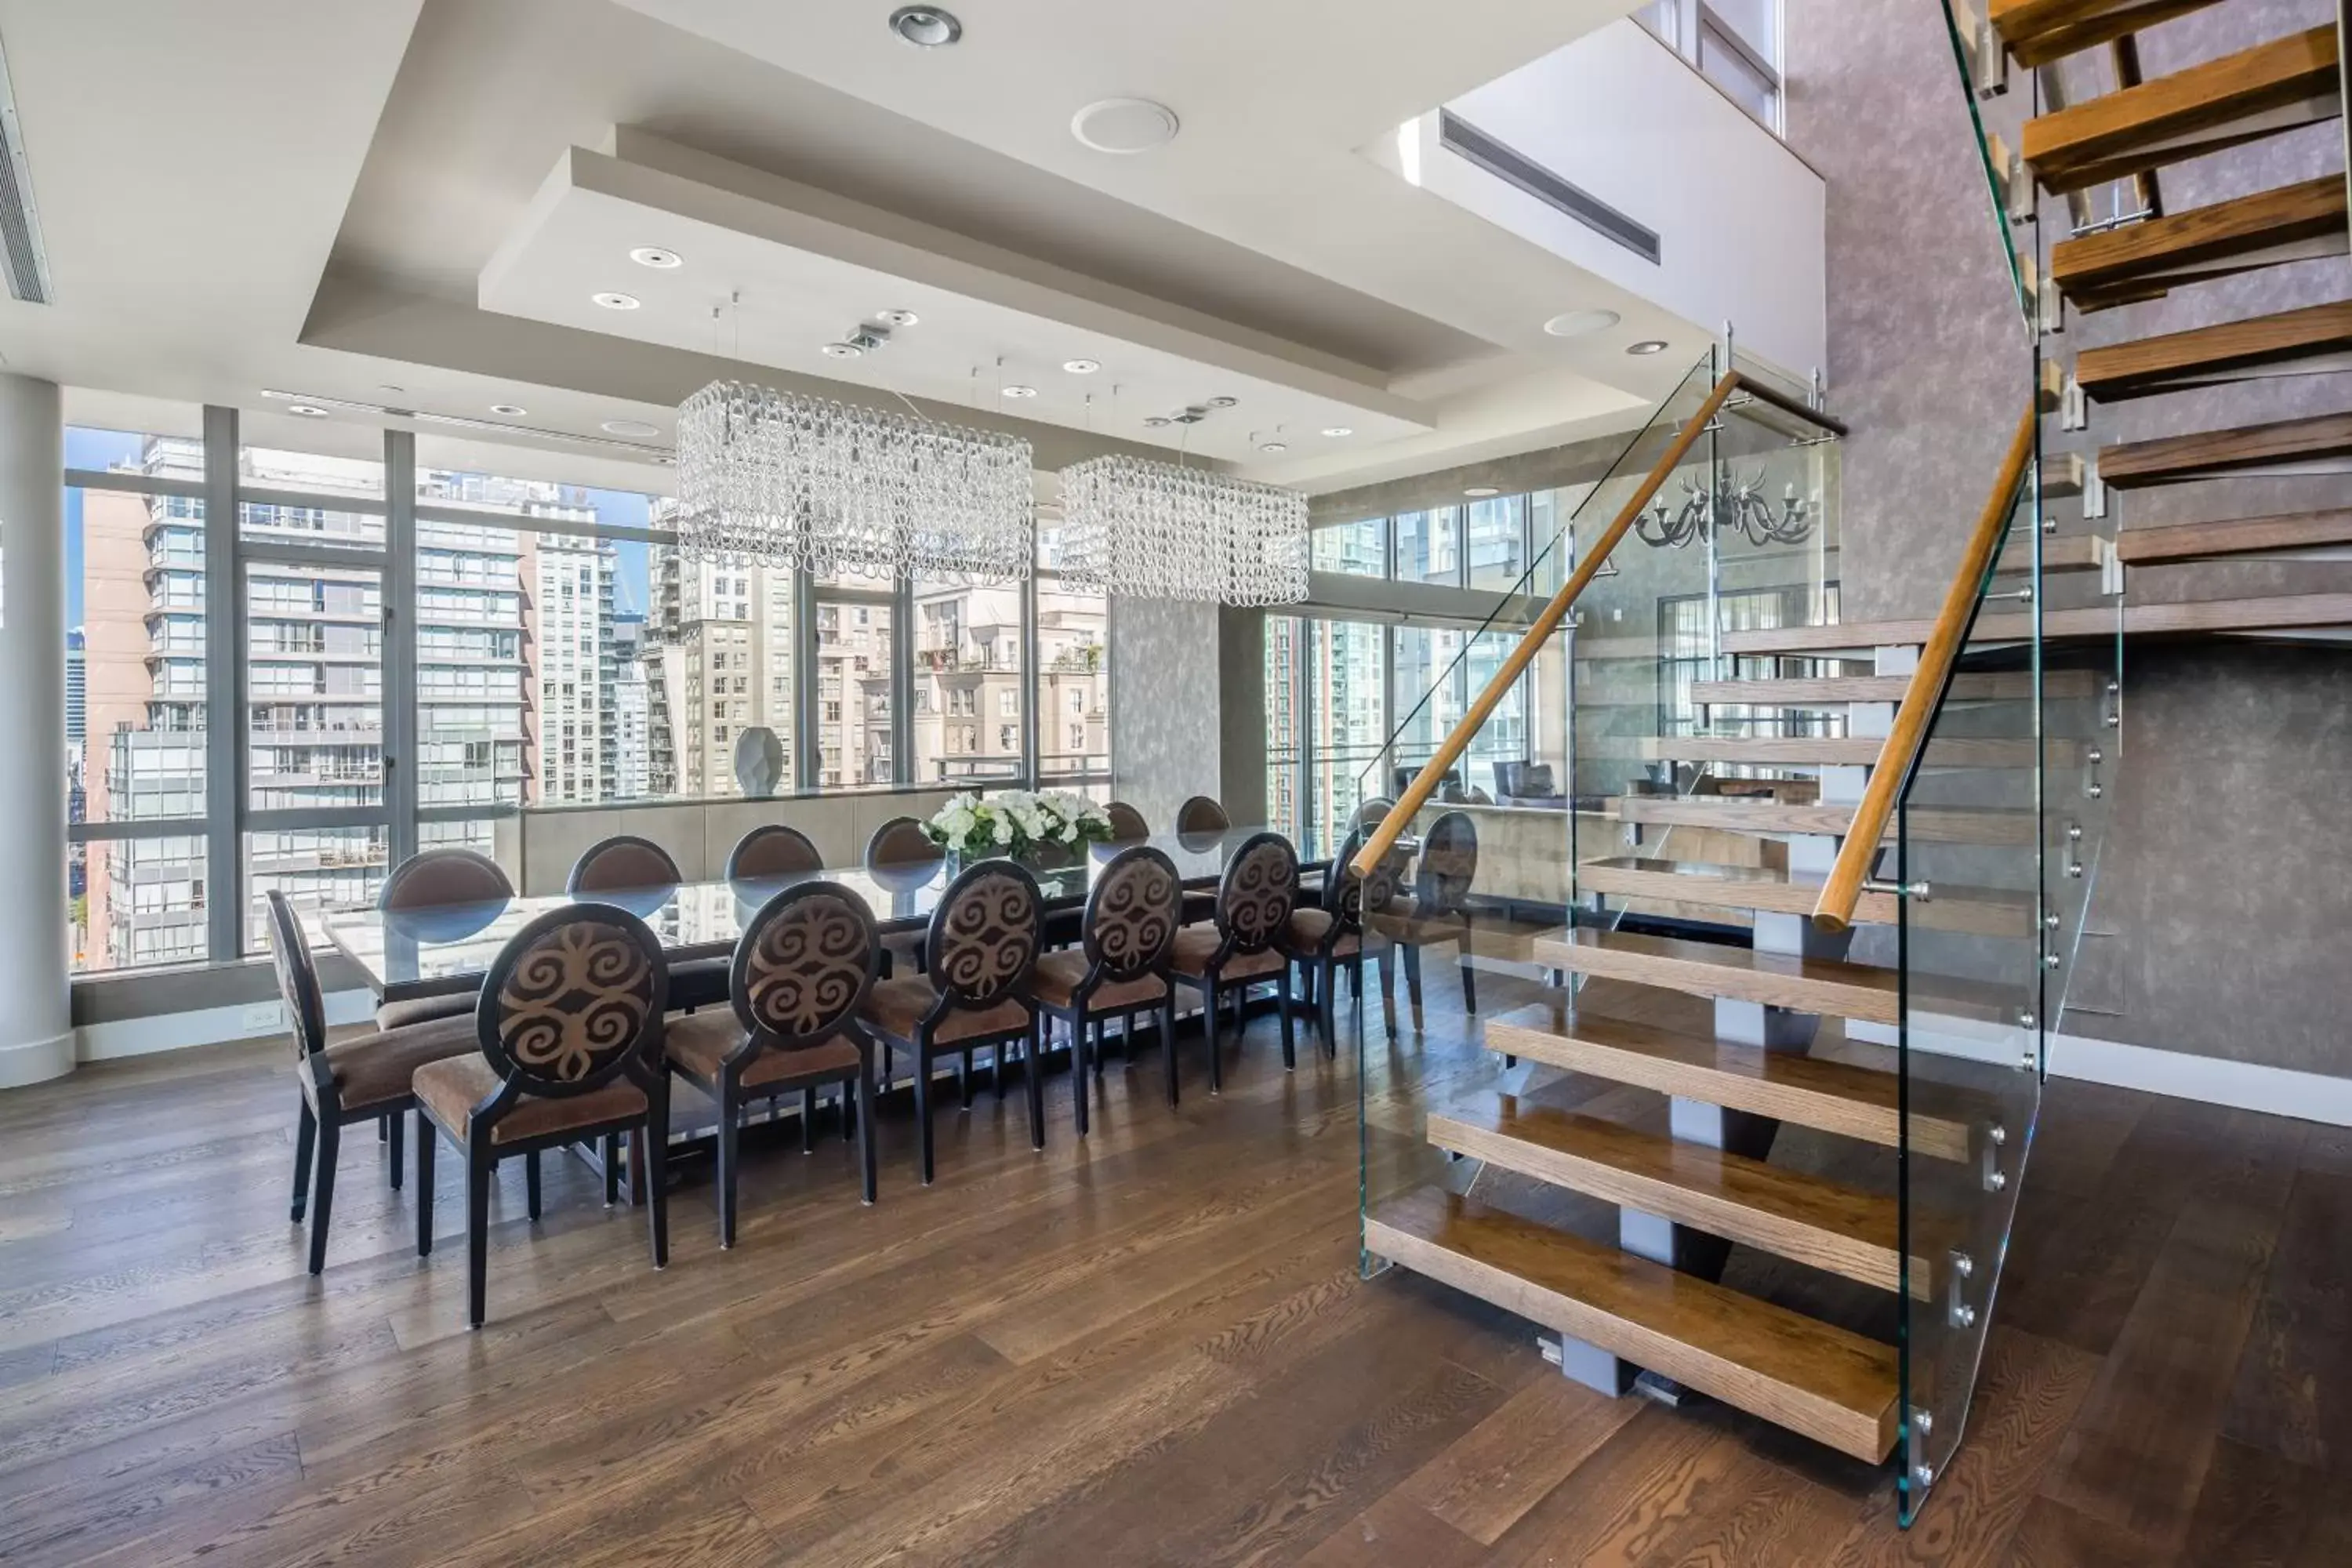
[645,539,793,797]
[71,439,620,969]
[609,612,650,803]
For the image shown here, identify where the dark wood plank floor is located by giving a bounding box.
[2,969,2344,1566]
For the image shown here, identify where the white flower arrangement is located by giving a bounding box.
[923,789,1114,863]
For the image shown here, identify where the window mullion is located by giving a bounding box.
[201,405,241,961]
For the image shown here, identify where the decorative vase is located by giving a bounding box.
[733,726,783,797]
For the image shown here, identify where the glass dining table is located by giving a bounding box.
[325,826,1329,1007]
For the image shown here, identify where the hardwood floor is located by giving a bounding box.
[2,971,2345,1566]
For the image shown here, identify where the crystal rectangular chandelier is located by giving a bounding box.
[1056,454,1308,604]
[673,380,1033,582]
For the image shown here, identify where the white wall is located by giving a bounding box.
[1404,18,1826,379]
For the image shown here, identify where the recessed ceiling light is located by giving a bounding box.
[1321,426,1352,437]
[651,455,676,467]
[602,418,662,438]
[629,247,683,270]
[1544,308,1621,339]
[889,5,961,46]
[287,405,329,419]
[1062,358,1101,375]
[1465,486,1502,498]
[490,404,528,418]
[1627,339,1670,356]
[1002,385,1038,399]
[1071,97,1181,154]
[822,342,864,360]
[1206,395,1239,408]
[1258,441,1289,453]
[878,308,920,327]
[1143,416,1172,428]
[593,292,641,310]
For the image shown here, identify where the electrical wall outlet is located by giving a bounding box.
[240,1001,285,1033]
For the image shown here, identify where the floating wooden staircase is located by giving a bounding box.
[2074,299,2352,402]
[2050,174,2347,310]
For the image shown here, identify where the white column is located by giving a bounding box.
[0,375,71,1087]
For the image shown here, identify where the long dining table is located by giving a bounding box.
[325,825,1330,1012]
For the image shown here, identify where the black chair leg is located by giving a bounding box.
[1205,981,1223,1096]
[1023,1028,1045,1152]
[378,1113,389,1144]
[801,1085,818,1154]
[646,1080,672,1269]
[524,1149,543,1222]
[855,1061,879,1204]
[292,1097,318,1222]
[1278,964,1298,1070]
[604,1130,622,1206]
[1459,944,1479,1014]
[387,1112,405,1192]
[307,1115,341,1276]
[1316,960,1338,1057]
[465,1148,490,1328]
[1163,995,1182,1108]
[415,1111,435,1258]
[1069,1014,1090,1138]
[841,1082,856,1142]
[717,1090,741,1250]
[959,1048,975,1111]
[1403,944,1425,1027]
[914,1052,935,1186]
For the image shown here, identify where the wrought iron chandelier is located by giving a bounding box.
[1634,470,1817,550]
[1056,453,1308,605]
[672,380,1033,581]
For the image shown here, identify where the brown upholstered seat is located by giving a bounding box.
[1028,948,1168,1011]
[412,1052,651,1147]
[662,1008,864,1090]
[1287,907,1362,958]
[1169,927,1287,980]
[375,994,476,1033]
[1103,800,1151,842]
[1368,893,1468,942]
[863,975,1029,1044]
[314,1015,478,1112]
[568,834,683,894]
[725,824,823,880]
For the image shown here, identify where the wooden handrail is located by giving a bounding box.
[1809,404,2039,933]
[1351,369,1748,880]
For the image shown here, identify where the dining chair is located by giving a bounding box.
[856,859,1044,1185]
[1103,800,1151,841]
[412,903,673,1328]
[1369,808,1481,1028]
[264,890,477,1275]
[1174,796,1230,833]
[1283,826,1395,1058]
[1166,830,1298,1095]
[864,815,943,983]
[1350,797,1399,835]
[370,850,514,1031]
[724,823,823,880]
[569,834,728,1009]
[665,881,881,1246]
[1026,844,1179,1135]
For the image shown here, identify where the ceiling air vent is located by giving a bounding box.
[1438,109,1661,267]
[0,32,50,305]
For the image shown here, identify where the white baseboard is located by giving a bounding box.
[74,988,377,1065]
[1848,1019,2352,1128]
[0,1029,77,1088]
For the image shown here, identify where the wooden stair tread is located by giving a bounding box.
[1610,796,2041,846]
[2023,26,2341,194]
[1689,670,2100,707]
[1485,1004,1976,1161]
[2115,508,2352,564]
[2100,411,2352,488]
[1533,927,1904,1025]
[1722,593,2352,652]
[1994,532,2109,574]
[1425,1092,1933,1299]
[2075,300,2352,403]
[1638,734,2073,770]
[1364,1186,1900,1461]
[2050,176,2348,310]
[1991,0,2223,71]
[1580,856,2036,938]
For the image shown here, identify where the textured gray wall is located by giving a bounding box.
[1108,597,1223,832]
[1790,0,2352,1072]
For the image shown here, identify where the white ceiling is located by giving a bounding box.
[0,0,1730,496]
